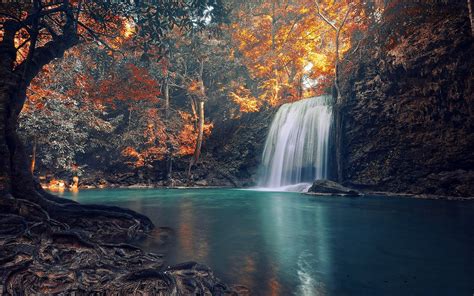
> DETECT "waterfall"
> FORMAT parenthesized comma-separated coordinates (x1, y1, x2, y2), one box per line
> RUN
(259, 95, 332, 189)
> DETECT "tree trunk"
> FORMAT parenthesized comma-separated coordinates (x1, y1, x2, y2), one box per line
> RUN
(163, 77, 173, 182)
(0, 13, 156, 278)
(314, 4, 350, 183)
(127, 108, 133, 134)
(334, 31, 341, 104)
(187, 101, 204, 180)
(164, 76, 170, 119)
(334, 30, 343, 182)
(0, 83, 13, 197)
(334, 104, 344, 183)
(0, 65, 38, 201)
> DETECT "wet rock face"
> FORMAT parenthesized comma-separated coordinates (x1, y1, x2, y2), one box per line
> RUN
(204, 109, 275, 187)
(340, 6, 474, 197)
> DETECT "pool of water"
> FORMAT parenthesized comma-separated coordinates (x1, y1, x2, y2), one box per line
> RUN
(58, 188, 474, 295)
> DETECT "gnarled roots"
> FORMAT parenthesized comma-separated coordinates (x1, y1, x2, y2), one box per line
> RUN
(0, 192, 246, 295)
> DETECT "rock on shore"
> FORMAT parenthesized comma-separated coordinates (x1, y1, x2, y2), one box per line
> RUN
(307, 180, 362, 196)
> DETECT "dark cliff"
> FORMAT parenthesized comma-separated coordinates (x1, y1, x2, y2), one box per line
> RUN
(339, 2, 474, 197)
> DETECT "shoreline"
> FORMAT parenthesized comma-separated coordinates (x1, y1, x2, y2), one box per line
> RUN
(305, 191, 474, 201)
(47, 183, 474, 201)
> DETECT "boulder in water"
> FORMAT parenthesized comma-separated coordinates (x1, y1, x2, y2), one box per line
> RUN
(307, 180, 362, 196)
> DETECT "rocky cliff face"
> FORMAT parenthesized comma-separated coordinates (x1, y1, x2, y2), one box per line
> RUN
(340, 4, 474, 197)
(203, 109, 274, 187)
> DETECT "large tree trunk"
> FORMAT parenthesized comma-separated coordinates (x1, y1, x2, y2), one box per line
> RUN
(0, 86, 13, 197)
(0, 72, 37, 201)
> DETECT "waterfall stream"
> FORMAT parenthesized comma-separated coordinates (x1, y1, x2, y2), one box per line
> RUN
(259, 95, 332, 190)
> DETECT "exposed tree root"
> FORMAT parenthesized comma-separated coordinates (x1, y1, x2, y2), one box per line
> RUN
(0, 193, 248, 295)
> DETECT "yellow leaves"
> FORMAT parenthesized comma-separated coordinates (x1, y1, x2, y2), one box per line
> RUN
(229, 0, 366, 108)
(299, 7, 310, 14)
(230, 86, 261, 113)
(203, 122, 213, 137)
(177, 123, 196, 156)
(308, 52, 332, 73)
(122, 19, 135, 39)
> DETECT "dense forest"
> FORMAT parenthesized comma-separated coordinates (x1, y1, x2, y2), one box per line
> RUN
(0, 0, 473, 294)
(11, 0, 374, 189)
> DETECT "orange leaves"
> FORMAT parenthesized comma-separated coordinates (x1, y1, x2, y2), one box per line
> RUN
(230, 86, 261, 113)
(14, 28, 31, 65)
(122, 108, 167, 168)
(176, 111, 213, 156)
(187, 80, 201, 94)
(122, 107, 214, 168)
(177, 123, 197, 156)
(122, 146, 145, 167)
(229, 0, 367, 108)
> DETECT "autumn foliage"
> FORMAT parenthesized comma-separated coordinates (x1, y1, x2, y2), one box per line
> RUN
(14, 0, 374, 178)
(229, 0, 367, 110)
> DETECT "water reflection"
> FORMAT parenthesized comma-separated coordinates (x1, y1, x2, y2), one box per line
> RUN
(238, 255, 257, 291)
(266, 275, 282, 296)
(260, 194, 331, 295)
(176, 199, 209, 262)
(61, 189, 474, 295)
(69, 188, 79, 201)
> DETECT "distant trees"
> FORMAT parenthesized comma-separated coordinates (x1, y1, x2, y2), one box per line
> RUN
(0, 0, 225, 202)
(19, 27, 234, 182)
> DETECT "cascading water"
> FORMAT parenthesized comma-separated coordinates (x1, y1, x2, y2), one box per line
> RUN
(259, 95, 332, 190)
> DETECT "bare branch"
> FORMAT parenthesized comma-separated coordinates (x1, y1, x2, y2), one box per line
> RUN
(314, 1, 337, 31)
(339, 5, 351, 31)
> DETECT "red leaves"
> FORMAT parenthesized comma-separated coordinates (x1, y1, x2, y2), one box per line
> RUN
(90, 63, 160, 108)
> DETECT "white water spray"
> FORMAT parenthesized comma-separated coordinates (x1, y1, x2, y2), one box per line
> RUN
(259, 95, 332, 190)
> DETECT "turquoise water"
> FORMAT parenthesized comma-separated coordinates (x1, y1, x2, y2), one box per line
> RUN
(59, 188, 474, 295)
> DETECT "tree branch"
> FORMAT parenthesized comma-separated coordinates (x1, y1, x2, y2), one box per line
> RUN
(314, 1, 337, 31)
(77, 21, 118, 53)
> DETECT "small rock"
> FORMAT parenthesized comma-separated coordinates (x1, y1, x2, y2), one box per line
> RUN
(195, 180, 208, 186)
